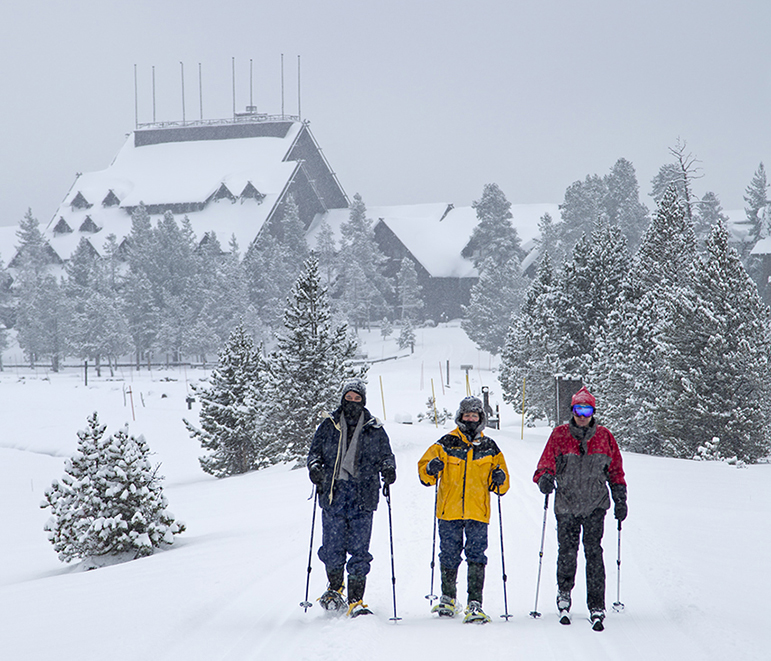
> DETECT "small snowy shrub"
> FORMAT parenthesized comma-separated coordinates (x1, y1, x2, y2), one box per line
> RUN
(416, 396, 453, 425)
(42, 412, 185, 564)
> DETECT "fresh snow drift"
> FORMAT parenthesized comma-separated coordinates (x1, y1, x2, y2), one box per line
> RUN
(0, 322, 768, 660)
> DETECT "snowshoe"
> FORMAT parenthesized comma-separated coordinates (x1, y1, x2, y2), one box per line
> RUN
(557, 590, 572, 625)
(431, 595, 461, 618)
(347, 600, 373, 618)
(590, 609, 605, 632)
(318, 586, 347, 613)
(463, 600, 491, 624)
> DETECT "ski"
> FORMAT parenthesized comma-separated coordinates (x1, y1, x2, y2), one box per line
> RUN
(590, 611, 605, 631)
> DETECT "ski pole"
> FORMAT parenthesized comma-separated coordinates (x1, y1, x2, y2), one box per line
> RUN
(383, 483, 402, 622)
(496, 486, 512, 620)
(612, 520, 625, 612)
(425, 481, 439, 603)
(529, 493, 550, 618)
(299, 487, 318, 612)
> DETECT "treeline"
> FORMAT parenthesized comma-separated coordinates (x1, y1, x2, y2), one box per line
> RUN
(495, 148, 771, 464)
(3, 192, 424, 372)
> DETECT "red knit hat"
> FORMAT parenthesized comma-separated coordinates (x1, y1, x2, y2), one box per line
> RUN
(571, 386, 596, 408)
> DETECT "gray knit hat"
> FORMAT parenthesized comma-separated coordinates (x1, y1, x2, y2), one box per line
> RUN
(341, 378, 367, 406)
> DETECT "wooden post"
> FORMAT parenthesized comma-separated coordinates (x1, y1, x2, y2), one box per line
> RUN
(84, 360, 88, 387)
(431, 379, 438, 428)
(380, 375, 387, 421)
(521, 376, 526, 439)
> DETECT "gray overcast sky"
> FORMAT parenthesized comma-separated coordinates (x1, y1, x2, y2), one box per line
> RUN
(1, 0, 770, 230)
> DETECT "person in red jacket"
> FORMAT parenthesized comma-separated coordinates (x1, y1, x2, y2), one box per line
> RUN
(533, 386, 627, 631)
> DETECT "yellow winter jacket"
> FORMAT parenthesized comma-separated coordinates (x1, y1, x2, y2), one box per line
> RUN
(417, 427, 510, 523)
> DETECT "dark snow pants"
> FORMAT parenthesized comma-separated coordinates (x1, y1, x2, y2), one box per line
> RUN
(318, 480, 374, 577)
(438, 518, 489, 569)
(556, 508, 606, 611)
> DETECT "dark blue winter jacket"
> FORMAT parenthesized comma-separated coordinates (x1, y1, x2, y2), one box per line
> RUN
(307, 407, 395, 512)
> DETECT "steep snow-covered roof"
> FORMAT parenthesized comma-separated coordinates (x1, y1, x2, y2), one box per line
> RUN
(306, 201, 559, 279)
(42, 119, 309, 261)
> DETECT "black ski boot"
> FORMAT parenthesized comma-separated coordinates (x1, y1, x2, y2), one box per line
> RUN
(431, 565, 460, 617)
(347, 574, 372, 617)
(318, 567, 346, 613)
(463, 563, 491, 624)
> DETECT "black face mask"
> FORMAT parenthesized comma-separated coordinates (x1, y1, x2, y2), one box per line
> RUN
(342, 399, 364, 423)
(461, 419, 480, 436)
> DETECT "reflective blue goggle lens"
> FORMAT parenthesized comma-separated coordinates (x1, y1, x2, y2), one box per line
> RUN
(572, 405, 594, 417)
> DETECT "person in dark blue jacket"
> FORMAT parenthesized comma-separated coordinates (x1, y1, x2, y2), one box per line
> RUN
(307, 378, 396, 617)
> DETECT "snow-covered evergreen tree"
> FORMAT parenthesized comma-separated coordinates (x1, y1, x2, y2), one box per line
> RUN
(653, 221, 771, 462)
(314, 215, 337, 288)
(694, 191, 729, 248)
(498, 254, 559, 423)
(398, 317, 416, 353)
(462, 255, 528, 355)
(462, 183, 523, 268)
(743, 162, 769, 246)
(264, 255, 365, 465)
(603, 158, 649, 252)
(335, 193, 391, 329)
(397, 256, 424, 321)
(590, 186, 697, 453)
(185, 323, 267, 477)
(380, 317, 393, 339)
(557, 174, 607, 255)
(42, 412, 184, 563)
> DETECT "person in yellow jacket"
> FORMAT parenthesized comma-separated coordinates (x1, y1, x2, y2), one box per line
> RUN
(418, 396, 510, 623)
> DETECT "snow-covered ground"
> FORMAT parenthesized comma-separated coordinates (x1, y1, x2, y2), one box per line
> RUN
(1, 322, 768, 660)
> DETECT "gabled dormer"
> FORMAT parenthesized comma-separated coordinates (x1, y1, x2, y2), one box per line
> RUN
(70, 191, 92, 210)
(53, 217, 73, 234)
(79, 215, 100, 233)
(240, 181, 265, 204)
(211, 183, 236, 203)
(102, 190, 121, 207)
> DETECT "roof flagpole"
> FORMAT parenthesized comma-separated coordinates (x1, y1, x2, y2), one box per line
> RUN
(281, 53, 285, 118)
(297, 55, 301, 120)
(152, 65, 156, 123)
(199, 62, 203, 120)
(180, 62, 186, 124)
(133, 64, 138, 128)
(250, 58, 253, 110)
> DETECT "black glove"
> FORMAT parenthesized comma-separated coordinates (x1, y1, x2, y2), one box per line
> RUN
(490, 467, 506, 487)
(381, 465, 396, 486)
(308, 462, 324, 486)
(611, 483, 627, 521)
(426, 457, 444, 476)
(538, 473, 555, 494)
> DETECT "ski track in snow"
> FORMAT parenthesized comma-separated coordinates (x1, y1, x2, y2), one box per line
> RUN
(0, 324, 769, 660)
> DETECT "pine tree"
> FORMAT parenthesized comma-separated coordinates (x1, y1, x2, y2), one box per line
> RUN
(695, 191, 729, 247)
(335, 193, 392, 329)
(184, 323, 267, 477)
(397, 256, 424, 321)
(743, 162, 769, 245)
(589, 186, 697, 453)
(603, 158, 649, 252)
(264, 255, 365, 465)
(462, 255, 528, 355)
(654, 221, 771, 462)
(558, 174, 607, 255)
(398, 317, 416, 353)
(42, 412, 184, 563)
(498, 254, 560, 423)
(462, 183, 523, 268)
(314, 216, 337, 288)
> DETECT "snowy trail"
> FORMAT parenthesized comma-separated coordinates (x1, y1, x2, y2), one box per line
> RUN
(1, 324, 770, 660)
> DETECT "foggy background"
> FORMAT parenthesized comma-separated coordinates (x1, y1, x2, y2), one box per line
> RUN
(1, 0, 769, 228)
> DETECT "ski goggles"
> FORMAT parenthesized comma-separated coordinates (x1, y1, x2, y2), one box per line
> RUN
(572, 404, 594, 417)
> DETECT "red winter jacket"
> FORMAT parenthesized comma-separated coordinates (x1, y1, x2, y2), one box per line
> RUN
(533, 420, 626, 517)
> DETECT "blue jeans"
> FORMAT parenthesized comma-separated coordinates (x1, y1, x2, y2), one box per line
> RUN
(438, 518, 488, 569)
(318, 480, 374, 577)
